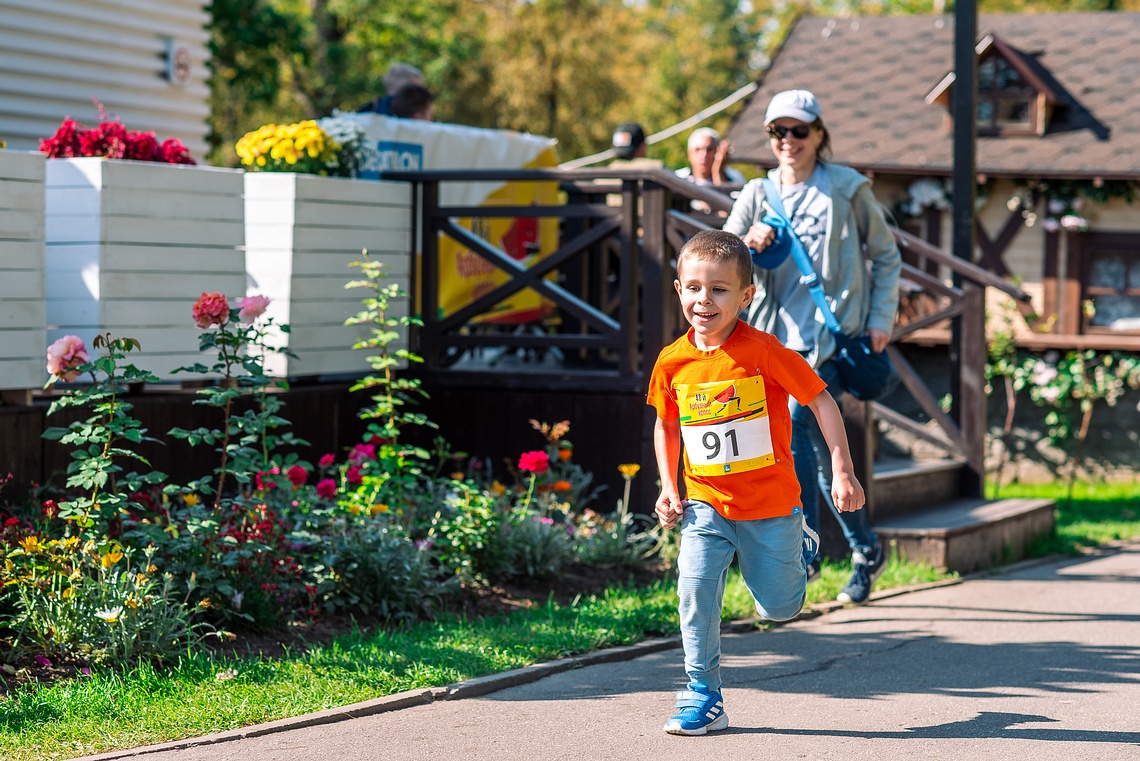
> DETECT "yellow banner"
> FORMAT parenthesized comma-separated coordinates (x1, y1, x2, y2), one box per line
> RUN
(437, 146, 561, 324)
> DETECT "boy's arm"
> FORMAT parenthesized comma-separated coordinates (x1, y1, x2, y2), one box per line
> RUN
(805, 389, 866, 513)
(653, 415, 685, 529)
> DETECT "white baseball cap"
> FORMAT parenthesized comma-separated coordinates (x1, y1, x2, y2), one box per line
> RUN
(764, 90, 823, 125)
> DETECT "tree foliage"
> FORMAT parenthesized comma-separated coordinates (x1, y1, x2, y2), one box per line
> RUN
(206, 0, 1137, 167)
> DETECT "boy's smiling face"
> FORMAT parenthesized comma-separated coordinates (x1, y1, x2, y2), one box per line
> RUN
(675, 256, 755, 351)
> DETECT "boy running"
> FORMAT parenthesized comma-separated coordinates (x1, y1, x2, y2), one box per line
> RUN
(647, 229, 865, 735)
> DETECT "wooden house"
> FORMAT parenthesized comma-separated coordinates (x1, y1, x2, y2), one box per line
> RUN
(725, 12, 1140, 351)
(0, 0, 210, 160)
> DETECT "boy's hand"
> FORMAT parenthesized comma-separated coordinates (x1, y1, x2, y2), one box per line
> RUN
(655, 492, 685, 529)
(832, 470, 865, 513)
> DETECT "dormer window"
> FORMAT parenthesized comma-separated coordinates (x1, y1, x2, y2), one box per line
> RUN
(926, 33, 1061, 137)
(976, 54, 1034, 133)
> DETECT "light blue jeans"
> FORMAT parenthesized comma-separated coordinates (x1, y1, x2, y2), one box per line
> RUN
(677, 501, 806, 694)
(789, 358, 877, 555)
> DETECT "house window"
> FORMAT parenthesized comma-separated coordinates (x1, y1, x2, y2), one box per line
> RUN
(1084, 245, 1140, 333)
(976, 55, 1034, 134)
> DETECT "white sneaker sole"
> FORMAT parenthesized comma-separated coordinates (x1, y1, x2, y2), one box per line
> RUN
(664, 712, 730, 735)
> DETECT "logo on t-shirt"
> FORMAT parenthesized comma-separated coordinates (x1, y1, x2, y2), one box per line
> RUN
(675, 375, 775, 476)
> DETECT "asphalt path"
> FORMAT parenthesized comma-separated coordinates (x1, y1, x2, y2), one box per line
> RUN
(77, 542, 1140, 761)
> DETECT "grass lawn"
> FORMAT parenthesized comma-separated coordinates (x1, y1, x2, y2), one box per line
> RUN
(3, 478, 1136, 760)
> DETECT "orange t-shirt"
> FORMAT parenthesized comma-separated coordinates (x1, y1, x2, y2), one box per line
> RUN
(646, 320, 827, 521)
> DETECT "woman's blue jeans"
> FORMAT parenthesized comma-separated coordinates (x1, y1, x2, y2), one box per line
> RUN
(788, 358, 877, 555)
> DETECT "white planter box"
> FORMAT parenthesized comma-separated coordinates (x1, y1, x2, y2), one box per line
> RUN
(0, 150, 48, 391)
(45, 158, 246, 381)
(244, 173, 412, 377)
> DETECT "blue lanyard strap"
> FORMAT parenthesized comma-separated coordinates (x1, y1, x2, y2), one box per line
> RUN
(760, 179, 842, 335)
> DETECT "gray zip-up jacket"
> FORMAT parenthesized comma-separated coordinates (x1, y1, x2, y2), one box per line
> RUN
(722, 161, 901, 368)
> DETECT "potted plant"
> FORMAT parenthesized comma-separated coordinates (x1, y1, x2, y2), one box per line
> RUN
(40, 107, 246, 381)
(0, 148, 47, 394)
(238, 115, 411, 377)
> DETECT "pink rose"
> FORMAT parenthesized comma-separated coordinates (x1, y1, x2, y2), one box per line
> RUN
(286, 465, 307, 489)
(346, 465, 363, 485)
(192, 292, 230, 329)
(517, 450, 550, 474)
(46, 335, 90, 382)
(349, 443, 376, 463)
(237, 295, 270, 324)
(318, 453, 336, 468)
(316, 478, 337, 499)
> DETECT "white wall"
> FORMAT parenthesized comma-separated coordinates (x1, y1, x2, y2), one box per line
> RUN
(0, 0, 210, 161)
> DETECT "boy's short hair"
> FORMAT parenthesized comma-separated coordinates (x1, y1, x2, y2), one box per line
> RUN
(677, 230, 753, 288)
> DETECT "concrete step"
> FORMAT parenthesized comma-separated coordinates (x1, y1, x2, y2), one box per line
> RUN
(871, 456, 966, 521)
(874, 497, 1056, 573)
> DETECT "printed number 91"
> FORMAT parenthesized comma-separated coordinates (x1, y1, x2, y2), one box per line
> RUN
(702, 429, 739, 460)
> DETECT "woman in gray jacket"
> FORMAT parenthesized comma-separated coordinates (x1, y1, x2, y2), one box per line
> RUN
(722, 89, 901, 604)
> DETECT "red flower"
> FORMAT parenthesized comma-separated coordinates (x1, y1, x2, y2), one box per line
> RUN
(4, 517, 20, 528)
(38, 102, 195, 165)
(346, 465, 363, 485)
(160, 138, 195, 165)
(255, 467, 280, 491)
(124, 131, 159, 162)
(286, 465, 307, 489)
(39, 118, 83, 157)
(191, 292, 230, 329)
(517, 450, 550, 474)
(316, 479, 337, 499)
(349, 443, 376, 463)
(318, 453, 336, 468)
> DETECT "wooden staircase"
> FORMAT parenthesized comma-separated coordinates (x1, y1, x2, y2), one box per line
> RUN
(867, 456, 1055, 574)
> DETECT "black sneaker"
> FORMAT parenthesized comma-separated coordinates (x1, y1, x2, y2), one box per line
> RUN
(837, 541, 885, 604)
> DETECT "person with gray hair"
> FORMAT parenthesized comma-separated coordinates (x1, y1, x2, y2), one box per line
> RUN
(358, 62, 426, 115)
(676, 127, 745, 187)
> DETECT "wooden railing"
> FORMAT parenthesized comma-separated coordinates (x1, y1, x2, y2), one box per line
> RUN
(385, 167, 1031, 494)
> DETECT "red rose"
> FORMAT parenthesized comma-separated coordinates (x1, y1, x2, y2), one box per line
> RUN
(192, 292, 230, 329)
(517, 450, 550, 474)
(286, 465, 307, 489)
(316, 479, 337, 499)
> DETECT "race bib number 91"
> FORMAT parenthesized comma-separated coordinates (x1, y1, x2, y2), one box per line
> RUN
(676, 376, 775, 477)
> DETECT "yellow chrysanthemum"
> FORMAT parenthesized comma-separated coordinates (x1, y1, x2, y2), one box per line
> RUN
(183, 493, 199, 507)
(370, 503, 389, 515)
(618, 463, 641, 479)
(100, 550, 123, 568)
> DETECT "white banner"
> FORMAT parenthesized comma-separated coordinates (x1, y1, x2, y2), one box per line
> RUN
(341, 113, 557, 206)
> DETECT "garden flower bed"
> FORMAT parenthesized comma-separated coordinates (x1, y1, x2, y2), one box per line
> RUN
(0, 259, 666, 692)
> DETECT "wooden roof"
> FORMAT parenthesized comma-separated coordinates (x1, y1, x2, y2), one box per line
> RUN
(726, 13, 1140, 180)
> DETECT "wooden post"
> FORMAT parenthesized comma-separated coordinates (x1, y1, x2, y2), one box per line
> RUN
(958, 281, 986, 498)
(420, 180, 441, 371)
(640, 181, 669, 379)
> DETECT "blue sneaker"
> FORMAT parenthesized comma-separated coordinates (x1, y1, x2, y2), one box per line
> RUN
(663, 690, 729, 735)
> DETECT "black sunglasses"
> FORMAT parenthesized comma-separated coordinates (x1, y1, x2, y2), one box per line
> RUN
(766, 124, 814, 140)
